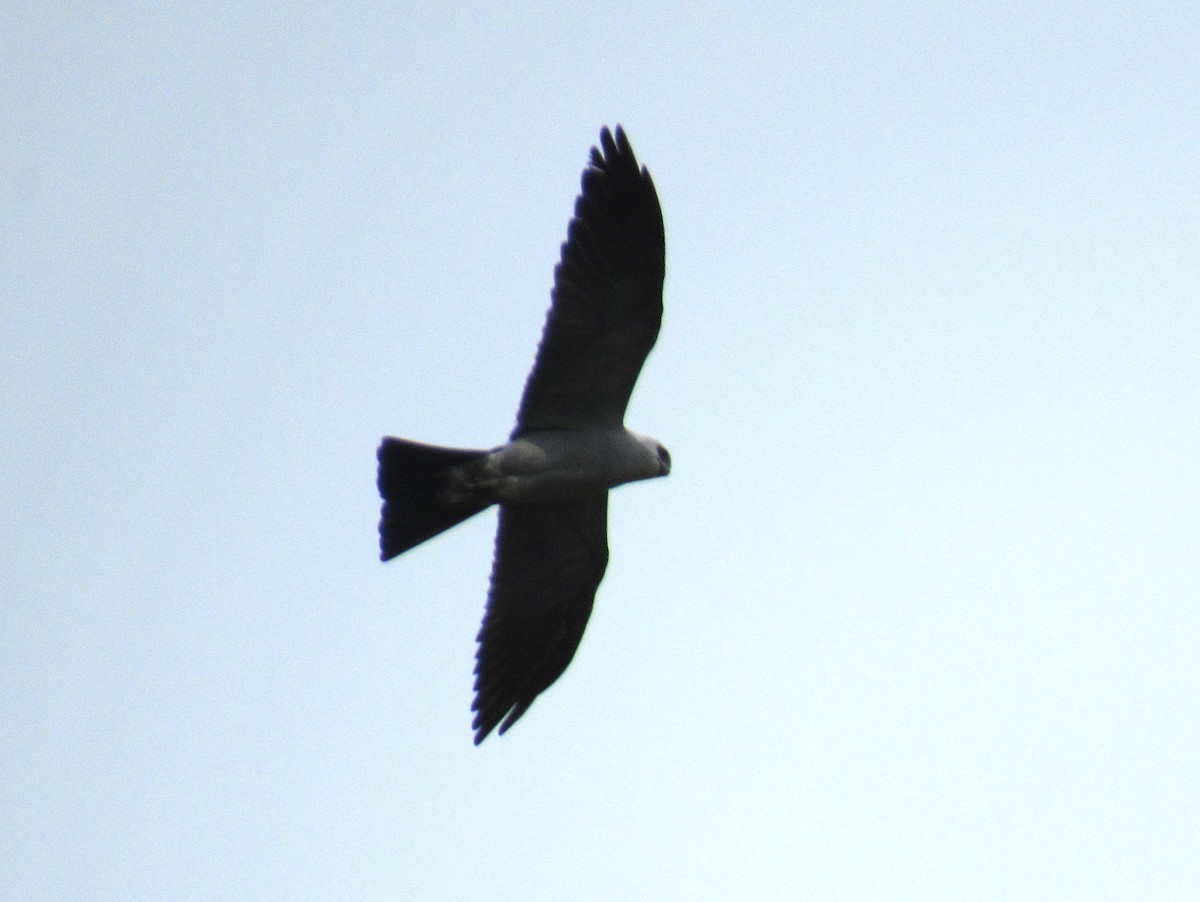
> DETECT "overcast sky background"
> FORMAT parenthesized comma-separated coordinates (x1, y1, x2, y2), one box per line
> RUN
(3, 4, 1199, 899)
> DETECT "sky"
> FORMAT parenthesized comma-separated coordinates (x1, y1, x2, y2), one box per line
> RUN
(3, 3, 1199, 899)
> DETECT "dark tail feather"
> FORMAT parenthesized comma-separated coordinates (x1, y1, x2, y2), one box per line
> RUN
(377, 437, 492, 560)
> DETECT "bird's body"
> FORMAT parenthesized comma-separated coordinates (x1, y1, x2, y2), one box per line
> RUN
(378, 126, 667, 744)
(441, 429, 668, 506)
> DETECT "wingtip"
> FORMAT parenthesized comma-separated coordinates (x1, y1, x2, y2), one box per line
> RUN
(591, 124, 651, 185)
(598, 123, 629, 153)
(470, 683, 533, 745)
(471, 712, 497, 746)
(600, 124, 618, 156)
(612, 124, 630, 155)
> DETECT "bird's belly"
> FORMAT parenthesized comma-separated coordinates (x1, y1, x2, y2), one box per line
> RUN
(494, 467, 612, 503)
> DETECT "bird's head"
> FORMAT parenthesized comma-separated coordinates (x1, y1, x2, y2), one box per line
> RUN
(654, 442, 671, 477)
(631, 433, 670, 477)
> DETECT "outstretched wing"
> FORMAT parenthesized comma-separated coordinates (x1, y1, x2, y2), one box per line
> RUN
(512, 126, 665, 436)
(471, 496, 609, 744)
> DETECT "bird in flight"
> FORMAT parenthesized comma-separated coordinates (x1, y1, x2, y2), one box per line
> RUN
(377, 126, 669, 744)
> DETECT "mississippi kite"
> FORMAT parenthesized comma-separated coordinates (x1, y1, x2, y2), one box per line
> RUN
(377, 126, 669, 744)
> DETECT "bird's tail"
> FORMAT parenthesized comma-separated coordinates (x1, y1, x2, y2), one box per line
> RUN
(377, 437, 493, 561)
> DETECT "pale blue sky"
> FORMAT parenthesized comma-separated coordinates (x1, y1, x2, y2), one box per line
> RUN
(3, 4, 1199, 899)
